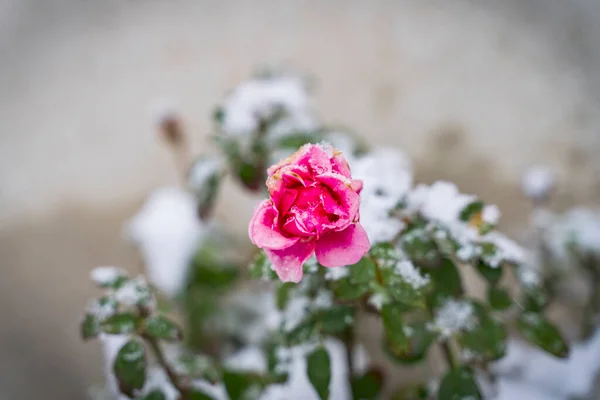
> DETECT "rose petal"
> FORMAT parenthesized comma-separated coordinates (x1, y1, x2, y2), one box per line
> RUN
(331, 152, 352, 178)
(248, 200, 298, 250)
(282, 215, 312, 237)
(316, 172, 361, 222)
(351, 179, 363, 194)
(315, 223, 371, 267)
(265, 239, 317, 283)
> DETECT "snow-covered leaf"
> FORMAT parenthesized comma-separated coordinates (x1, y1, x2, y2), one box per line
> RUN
(102, 313, 140, 335)
(307, 346, 331, 400)
(457, 301, 507, 362)
(143, 315, 183, 342)
(437, 366, 482, 400)
(113, 340, 147, 397)
(223, 370, 264, 400)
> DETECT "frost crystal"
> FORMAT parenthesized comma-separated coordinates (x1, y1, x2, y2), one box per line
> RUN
(90, 266, 127, 286)
(434, 300, 476, 338)
(394, 260, 429, 289)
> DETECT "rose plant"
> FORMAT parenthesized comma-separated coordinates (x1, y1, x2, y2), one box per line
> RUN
(81, 71, 573, 400)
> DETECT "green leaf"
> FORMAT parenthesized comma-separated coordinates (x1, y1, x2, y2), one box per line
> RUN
(113, 340, 146, 398)
(318, 305, 355, 335)
(459, 201, 484, 222)
(369, 243, 400, 266)
(348, 257, 376, 283)
(188, 389, 217, 400)
(332, 278, 370, 301)
(189, 245, 240, 290)
(380, 263, 429, 308)
(383, 318, 437, 364)
(520, 286, 549, 312)
(213, 106, 225, 125)
(399, 226, 441, 267)
(517, 313, 569, 358)
(102, 313, 140, 335)
(351, 368, 383, 400)
(381, 304, 410, 354)
(426, 258, 463, 307)
(488, 287, 512, 310)
(81, 314, 100, 340)
(307, 347, 331, 400)
(276, 282, 296, 311)
(475, 259, 503, 284)
(223, 370, 263, 400)
(437, 367, 482, 400)
(249, 251, 277, 281)
(458, 301, 507, 362)
(137, 389, 166, 400)
(143, 315, 183, 342)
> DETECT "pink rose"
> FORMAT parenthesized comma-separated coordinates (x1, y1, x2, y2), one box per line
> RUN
(248, 143, 371, 282)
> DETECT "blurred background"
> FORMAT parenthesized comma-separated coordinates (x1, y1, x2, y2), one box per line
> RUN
(1, 0, 600, 398)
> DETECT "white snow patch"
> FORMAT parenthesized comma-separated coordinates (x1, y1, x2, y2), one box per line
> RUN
(220, 74, 317, 138)
(90, 266, 127, 286)
(394, 260, 430, 289)
(352, 147, 412, 243)
(125, 187, 204, 298)
(492, 329, 600, 399)
(521, 166, 555, 200)
(433, 299, 476, 338)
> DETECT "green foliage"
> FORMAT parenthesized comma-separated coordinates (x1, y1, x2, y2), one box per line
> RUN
(249, 251, 278, 281)
(475, 259, 503, 285)
(138, 390, 166, 400)
(306, 346, 331, 400)
(143, 315, 183, 342)
(102, 313, 141, 335)
(488, 287, 512, 311)
(223, 370, 264, 400)
(457, 301, 507, 362)
(437, 367, 482, 400)
(351, 368, 383, 400)
(517, 312, 569, 358)
(426, 258, 463, 307)
(113, 340, 147, 398)
(382, 303, 410, 354)
(81, 314, 100, 340)
(383, 318, 437, 364)
(459, 201, 484, 222)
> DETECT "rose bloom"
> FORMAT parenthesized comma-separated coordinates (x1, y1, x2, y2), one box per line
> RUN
(248, 143, 370, 282)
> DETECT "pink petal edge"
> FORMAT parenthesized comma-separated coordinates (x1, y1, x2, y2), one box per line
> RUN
(265, 239, 317, 283)
(249, 200, 298, 250)
(315, 223, 371, 267)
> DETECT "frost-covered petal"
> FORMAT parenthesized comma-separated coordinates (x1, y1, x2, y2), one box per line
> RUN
(315, 223, 370, 267)
(316, 172, 361, 222)
(265, 239, 317, 283)
(249, 200, 298, 250)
